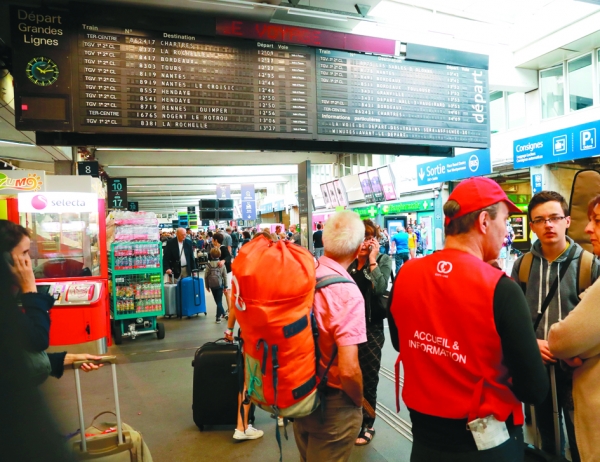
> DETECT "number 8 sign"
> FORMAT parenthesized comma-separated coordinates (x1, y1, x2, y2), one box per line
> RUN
(77, 161, 99, 177)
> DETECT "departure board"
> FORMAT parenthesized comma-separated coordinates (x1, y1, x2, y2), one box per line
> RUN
(316, 49, 489, 147)
(11, 6, 491, 150)
(75, 26, 316, 138)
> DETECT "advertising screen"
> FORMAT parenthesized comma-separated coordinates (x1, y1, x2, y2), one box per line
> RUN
(368, 170, 384, 202)
(327, 182, 339, 207)
(358, 172, 374, 204)
(333, 179, 347, 207)
(320, 183, 331, 209)
(378, 166, 397, 201)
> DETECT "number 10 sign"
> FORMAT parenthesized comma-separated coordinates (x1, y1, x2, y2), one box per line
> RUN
(108, 178, 127, 210)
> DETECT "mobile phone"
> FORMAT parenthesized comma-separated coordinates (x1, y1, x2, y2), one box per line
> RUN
(3, 251, 14, 267)
(368, 245, 373, 251)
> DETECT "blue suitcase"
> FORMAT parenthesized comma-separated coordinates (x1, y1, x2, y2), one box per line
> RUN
(177, 271, 207, 318)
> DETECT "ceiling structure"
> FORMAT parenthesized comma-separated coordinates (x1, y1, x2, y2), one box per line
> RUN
(1, 0, 600, 214)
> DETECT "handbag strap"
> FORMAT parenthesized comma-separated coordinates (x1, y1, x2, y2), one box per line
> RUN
(533, 245, 577, 331)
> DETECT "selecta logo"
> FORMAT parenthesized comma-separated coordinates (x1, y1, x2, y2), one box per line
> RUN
(0, 173, 43, 192)
(31, 195, 48, 210)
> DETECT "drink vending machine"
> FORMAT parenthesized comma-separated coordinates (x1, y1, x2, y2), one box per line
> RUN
(18, 191, 110, 353)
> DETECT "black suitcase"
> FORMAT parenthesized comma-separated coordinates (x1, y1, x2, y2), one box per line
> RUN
(192, 339, 243, 430)
(524, 365, 569, 461)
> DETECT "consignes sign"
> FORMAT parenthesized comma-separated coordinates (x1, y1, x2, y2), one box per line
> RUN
(18, 192, 97, 213)
(513, 120, 600, 168)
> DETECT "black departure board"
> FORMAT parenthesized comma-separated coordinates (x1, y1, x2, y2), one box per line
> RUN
(75, 26, 316, 138)
(316, 49, 489, 148)
(11, 6, 491, 150)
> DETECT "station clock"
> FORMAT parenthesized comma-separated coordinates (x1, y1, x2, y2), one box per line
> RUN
(26, 57, 59, 86)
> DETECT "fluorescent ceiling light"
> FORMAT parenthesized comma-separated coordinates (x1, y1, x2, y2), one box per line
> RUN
(287, 9, 348, 22)
(0, 139, 35, 147)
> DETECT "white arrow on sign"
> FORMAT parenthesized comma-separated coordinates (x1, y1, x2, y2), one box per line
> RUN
(419, 168, 425, 181)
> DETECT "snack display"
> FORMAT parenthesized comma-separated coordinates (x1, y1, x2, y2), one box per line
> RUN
(107, 211, 159, 244)
(115, 281, 162, 315)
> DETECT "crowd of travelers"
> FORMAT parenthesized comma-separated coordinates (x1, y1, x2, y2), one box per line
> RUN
(6, 178, 600, 462)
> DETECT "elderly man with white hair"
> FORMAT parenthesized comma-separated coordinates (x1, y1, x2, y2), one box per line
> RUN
(293, 211, 366, 462)
(163, 227, 196, 281)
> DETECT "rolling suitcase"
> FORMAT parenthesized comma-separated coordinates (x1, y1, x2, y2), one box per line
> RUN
(163, 274, 178, 318)
(192, 339, 241, 430)
(68, 356, 153, 461)
(191, 339, 255, 431)
(177, 270, 206, 318)
(524, 365, 569, 461)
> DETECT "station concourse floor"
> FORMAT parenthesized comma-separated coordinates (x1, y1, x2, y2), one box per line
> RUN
(42, 256, 531, 462)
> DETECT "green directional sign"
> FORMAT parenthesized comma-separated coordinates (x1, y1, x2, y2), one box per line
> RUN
(381, 199, 435, 215)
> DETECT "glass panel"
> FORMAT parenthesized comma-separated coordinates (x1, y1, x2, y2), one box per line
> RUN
(26, 211, 101, 279)
(490, 91, 506, 133)
(540, 65, 564, 119)
(507, 92, 526, 129)
(568, 54, 593, 112)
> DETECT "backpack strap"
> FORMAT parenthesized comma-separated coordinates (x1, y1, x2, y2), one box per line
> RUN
(316, 274, 355, 289)
(578, 249, 594, 294)
(518, 252, 534, 294)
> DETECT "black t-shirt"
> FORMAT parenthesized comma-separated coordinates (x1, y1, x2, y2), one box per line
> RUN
(219, 245, 232, 273)
(313, 230, 323, 248)
(388, 275, 549, 451)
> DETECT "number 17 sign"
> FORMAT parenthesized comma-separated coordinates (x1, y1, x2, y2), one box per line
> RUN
(108, 178, 127, 209)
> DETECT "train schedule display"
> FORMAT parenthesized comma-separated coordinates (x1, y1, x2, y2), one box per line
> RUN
(11, 6, 490, 150)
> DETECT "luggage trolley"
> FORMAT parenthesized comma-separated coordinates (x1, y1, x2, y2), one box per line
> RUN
(109, 241, 166, 344)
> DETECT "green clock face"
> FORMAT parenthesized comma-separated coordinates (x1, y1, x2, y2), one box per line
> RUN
(26, 57, 59, 86)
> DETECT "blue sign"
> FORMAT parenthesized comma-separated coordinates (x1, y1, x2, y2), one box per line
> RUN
(417, 149, 492, 186)
(216, 184, 231, 199)
(242, 200, 256, 220)
(259, 202, 272, 214)
(513, 120, 600, 168)
(241, 184, 255, 201)
(531, 174, 543, 194)
(273, 199, 285, 212)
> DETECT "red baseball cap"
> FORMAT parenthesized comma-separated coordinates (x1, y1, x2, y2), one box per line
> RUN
(444, 177, 521, 225)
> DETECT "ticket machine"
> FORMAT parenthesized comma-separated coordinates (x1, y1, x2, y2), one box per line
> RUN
(18, 191, 109, 354)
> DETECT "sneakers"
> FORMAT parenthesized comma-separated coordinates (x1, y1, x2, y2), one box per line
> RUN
(278, 417, 284, 427)
(233, 425, 264, 441)
(216, 319, 221, 324)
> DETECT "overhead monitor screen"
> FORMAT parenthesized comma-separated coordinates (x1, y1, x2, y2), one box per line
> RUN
(320, 183, 331, 209)
(378, 165, 397, 201)
(333, 179, 347, 207)
(358, 172, 374, 204)
(219, 210, 234, 220)
(368, 169, 385, 202)
(327, 182, 339, 207)
(218, 199, 234, 209)
(200, 199, 217, 209)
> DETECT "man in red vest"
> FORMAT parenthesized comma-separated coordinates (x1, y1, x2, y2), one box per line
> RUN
(388, 177, 549, 461)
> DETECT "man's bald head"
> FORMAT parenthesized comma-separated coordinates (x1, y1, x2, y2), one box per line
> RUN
(176, 228, 186, 242)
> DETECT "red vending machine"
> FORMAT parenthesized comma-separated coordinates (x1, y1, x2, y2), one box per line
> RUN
(18, 191, 110, 354)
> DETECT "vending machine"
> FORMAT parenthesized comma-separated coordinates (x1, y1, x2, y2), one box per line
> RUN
(18, 190, 110, 354)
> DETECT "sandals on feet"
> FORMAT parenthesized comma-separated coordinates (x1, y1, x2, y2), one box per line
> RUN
(355, 427, 375, 446)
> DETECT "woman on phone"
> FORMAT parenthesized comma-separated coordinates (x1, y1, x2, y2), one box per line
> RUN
(347, 219, 393, 446)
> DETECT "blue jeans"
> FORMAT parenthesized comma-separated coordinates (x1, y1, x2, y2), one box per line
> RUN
(314, 247, 324, 259)
(394, 252, 410, 274)
(232, 246, 238, 258)
(211, 287, 226, 320)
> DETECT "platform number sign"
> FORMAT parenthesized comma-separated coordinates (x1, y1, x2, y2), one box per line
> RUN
(127, 201, 139, 212)
(108, 178, 127, 209)
(77, 161, 99, 177)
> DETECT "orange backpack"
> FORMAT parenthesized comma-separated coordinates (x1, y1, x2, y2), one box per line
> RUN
(232, 236, 352, 420)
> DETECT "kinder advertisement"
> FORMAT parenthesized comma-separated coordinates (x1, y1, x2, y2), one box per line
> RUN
(18, 192, 97, 213)
(0, 170, 45, 194)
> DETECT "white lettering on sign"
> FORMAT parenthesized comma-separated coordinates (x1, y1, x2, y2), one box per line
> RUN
(410, 330, 466, 364)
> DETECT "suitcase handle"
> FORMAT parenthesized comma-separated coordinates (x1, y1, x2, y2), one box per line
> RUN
(72, 355, 116, 369)
(74, 362, 124, 453)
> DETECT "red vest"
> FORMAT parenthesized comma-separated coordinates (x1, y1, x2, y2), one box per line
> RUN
(390, 249, 524, 425)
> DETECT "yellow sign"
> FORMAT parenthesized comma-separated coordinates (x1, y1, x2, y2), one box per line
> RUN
(0, 171, 44, 193)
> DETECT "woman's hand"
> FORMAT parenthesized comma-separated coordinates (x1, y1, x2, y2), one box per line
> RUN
(64, 354, 105, 372)
(11, 251, 37, 294)
(367, 238, 379, 262)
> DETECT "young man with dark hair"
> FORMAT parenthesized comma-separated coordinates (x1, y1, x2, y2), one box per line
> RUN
(511, 190, 600, 461)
